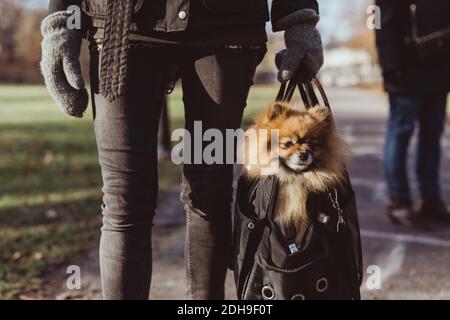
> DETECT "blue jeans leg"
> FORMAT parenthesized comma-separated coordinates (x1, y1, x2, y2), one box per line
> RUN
(416, 93, 447, 198)
(384, 95, 420, 198)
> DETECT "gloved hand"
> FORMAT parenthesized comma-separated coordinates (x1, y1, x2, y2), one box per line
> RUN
(40, 11, 88, 118)
(274, 9, 324, 83)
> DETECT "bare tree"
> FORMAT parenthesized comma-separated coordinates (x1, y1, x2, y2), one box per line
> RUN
(15, 9, 46, 66)
(0, 0, 23, 63)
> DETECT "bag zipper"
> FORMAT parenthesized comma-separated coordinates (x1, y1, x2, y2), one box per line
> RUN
(328, 189, 345, 233)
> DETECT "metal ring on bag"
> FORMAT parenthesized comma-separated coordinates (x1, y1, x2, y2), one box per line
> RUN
(316, 278, 328, 293)
(291, 294, 306, 300)
(261, 286, 275, 300)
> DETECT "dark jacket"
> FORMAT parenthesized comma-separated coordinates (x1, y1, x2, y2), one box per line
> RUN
(375, 0, 450, 94)
(49, 0, 318, 34)
(232, 175, 363, 300)
(49, 1, 320, 101)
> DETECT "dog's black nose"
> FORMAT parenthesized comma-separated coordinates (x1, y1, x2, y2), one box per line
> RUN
(299, 152, 309, 162)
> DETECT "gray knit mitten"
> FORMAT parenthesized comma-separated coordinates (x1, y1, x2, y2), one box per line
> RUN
(274, 9, 324, 83)
(41, 11, 88, 118)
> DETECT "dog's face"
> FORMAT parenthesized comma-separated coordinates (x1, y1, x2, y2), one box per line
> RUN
(255, 102, 334, 174)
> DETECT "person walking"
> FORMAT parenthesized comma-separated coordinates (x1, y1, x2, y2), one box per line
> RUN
(40, 0, 324, 299)
(376, 0, 450, 228)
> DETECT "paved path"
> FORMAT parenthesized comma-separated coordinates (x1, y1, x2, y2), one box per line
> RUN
(43, 87, 450, 300)
(331, 88, 450, 299)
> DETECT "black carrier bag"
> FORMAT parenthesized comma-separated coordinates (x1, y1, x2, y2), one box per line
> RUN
(232, 78, 363, 300)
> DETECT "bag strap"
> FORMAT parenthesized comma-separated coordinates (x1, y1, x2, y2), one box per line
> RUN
(276, 76, 331, 111)
(254, 175, 278, 221)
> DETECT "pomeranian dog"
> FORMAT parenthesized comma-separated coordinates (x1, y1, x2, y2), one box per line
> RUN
(243, 102, 349, 246)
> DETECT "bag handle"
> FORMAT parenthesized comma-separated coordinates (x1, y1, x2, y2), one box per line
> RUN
(276, 76, 331, 111)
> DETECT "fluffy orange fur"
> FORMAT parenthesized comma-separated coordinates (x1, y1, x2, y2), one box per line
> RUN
(242, 102, 349, 245)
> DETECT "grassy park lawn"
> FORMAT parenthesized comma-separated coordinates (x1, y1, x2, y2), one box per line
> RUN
(0, 84, 274, 298)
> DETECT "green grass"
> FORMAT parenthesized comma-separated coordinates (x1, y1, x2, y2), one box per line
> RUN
(0, 84, 273, 299)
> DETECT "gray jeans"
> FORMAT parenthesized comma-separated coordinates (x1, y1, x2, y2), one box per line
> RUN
(89, 43, 265, 299)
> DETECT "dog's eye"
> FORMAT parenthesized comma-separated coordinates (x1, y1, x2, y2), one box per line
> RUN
(282, 141, 294, 149)
(310, 142, 320, 151)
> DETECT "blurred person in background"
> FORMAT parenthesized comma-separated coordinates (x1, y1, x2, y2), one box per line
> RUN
(40, 0, 324, 299)
(376, 0, 450, 228)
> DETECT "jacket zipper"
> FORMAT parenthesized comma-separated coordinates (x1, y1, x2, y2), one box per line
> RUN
(410, 3, 418, 41)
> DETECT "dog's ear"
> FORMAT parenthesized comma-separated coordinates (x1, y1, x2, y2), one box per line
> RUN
(265, 102, 289, 122)
(308, 105, 332, 124)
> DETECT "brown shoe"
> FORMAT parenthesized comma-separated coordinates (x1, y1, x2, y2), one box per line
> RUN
(418, 198, 450, 223)
(386, 197, 431, 230)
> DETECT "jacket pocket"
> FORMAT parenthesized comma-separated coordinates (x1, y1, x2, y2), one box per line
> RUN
(81, 0, 144, 18)
(202, 0, 267, 14)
